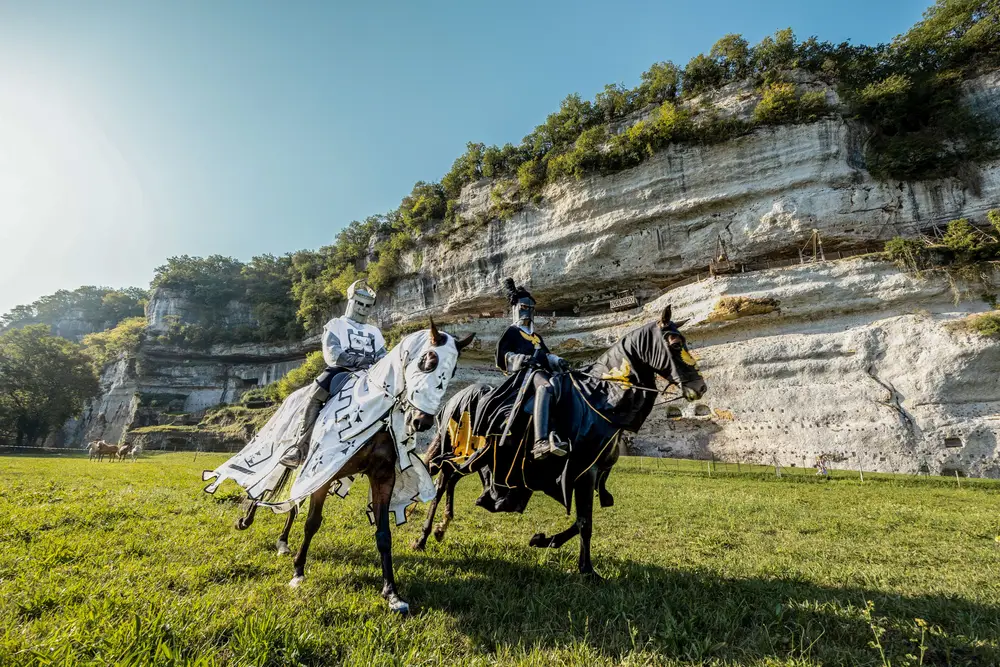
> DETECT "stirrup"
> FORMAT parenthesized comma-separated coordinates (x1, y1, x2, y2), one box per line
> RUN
(548, 432, 569, 457)
(532, 434, 568, 460)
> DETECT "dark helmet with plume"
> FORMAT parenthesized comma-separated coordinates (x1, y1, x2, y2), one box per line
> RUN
(502, 277, 536, 331)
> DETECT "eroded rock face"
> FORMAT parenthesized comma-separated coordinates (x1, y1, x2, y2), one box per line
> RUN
(378, 71, 1000, 322)
(145, 288, 257, 334)
(58, 338, 316, 447)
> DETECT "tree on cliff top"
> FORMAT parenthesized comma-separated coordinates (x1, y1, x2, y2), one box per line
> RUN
(0, 325, 99, 447)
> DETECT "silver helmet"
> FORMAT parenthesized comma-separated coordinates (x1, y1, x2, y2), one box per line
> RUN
(345, 279, 376, 323)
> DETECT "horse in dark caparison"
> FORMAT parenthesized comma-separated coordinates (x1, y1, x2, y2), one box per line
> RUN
(415, 305, 707, 579)
(204, 321, 473, 613)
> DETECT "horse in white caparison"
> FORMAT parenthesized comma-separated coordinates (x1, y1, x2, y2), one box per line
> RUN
(202, 321, 473, 613)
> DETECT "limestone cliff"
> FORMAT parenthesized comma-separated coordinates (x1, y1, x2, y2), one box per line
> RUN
(378, 70, 1000, 321)
(62, 71, 1000, 478)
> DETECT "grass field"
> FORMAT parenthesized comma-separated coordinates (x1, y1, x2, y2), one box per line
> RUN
(1, 453, 999, 666)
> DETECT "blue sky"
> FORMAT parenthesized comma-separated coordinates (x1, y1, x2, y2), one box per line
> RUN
(0, 0, 929, 314)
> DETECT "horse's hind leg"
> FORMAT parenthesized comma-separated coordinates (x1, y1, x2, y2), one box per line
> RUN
(290, 485, 329, 587)
(276, 505, 297, 555)
(433, 473, 459, 542)
(413, 469, 448, 551)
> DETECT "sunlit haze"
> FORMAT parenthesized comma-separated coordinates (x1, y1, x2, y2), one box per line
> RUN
(0, 0, 926, 314)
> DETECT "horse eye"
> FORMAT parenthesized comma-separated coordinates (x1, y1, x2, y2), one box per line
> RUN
(667, 334, 683, 349)
(418, 351, 439, 372)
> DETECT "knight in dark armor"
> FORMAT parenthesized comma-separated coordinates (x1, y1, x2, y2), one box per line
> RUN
(496, 278, 570, 459)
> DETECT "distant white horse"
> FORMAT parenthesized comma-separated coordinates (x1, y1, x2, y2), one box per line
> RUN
(88, 440, 119, 462)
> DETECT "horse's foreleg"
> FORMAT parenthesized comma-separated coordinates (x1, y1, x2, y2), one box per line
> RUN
(529, 522, 580, 549)
(574, 467, 600, 578)
(235, 499, 259, 531)
(370, 461, 408, 613)
(413, 470, 448, 551)
(290, 487, 328, 587)
(433, 473, 458, 542)
(276, 505, 297, 555)
(597, 467, 614, 508)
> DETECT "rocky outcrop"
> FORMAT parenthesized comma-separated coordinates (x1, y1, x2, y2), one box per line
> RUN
(146, 288, 258, 334)
(377, 71, 1000, 322)
(438, 257, 1000, 477)
(58, 338, 315, 447)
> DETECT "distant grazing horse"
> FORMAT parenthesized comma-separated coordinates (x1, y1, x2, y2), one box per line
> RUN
(115, 443, 136, 461)
(88, 440, 119, 462)
(203, 322, 474, 613)
(416, 305, 706, 578)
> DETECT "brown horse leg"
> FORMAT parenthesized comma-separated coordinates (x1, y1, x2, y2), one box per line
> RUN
(413, 469, 448, 551)
(433, 473, 458, 542)
(368, 437, 408, 613)
(276, 505, 297, 555)
(290, 483, 330, 587)
(574, 467, 600, 579)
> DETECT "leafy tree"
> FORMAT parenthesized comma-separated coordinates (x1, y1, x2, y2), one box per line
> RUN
(989, 209, 1000, 238)
(442, 143, 487, 198)
(682, 54, 724, 95)
(273, 351, 327, 400)
(242, 254, 302, 342)
(516, 158, 547, 195)
(897, 0, 1000, 71)
(82, 316, 147, 369)
(752, 28, 798, 79)
(152, 255, 245, 308)
(754, 82, 800, 124)
(0, 325, 99, 446)
(638, 62, 680, 104)
(798, 91, 829, 121)
(399, 182, 447, 233)
(710, 34, 752, 81)
(941, 218, 987, 258)
(594, 85, 638, 123)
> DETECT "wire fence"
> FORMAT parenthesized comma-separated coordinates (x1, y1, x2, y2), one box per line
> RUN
(615, 454, 1000, 489)
(6, 446, 997, 489)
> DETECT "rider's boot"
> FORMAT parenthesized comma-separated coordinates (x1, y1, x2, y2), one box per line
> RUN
(531, 383, 569, 460)
(278, 383, 331, 468)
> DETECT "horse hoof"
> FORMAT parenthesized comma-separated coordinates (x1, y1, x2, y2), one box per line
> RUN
(386, 596, 410, 615)
(276, 541, 291, 555)
(235, 519, 249, 531)
(411, 539, 426, 551)
(289, 575, 305, 588)
(529, 533, 549, 548)
(582, 570, 604, 582)
(432, 528, 445, 542)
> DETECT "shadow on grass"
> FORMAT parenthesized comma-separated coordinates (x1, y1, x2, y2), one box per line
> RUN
(400, 553, 999, 664)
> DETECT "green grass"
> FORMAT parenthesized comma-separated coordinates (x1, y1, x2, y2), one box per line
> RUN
(1, 453, 999, 666)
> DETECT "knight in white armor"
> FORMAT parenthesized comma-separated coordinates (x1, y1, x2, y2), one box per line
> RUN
(279, 280, 387, 468)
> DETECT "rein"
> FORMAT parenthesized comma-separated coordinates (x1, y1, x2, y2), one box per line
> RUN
(557, 370, 688, 409)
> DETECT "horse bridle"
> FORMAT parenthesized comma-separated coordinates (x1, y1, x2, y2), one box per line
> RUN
(556, 370, 687, 408)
